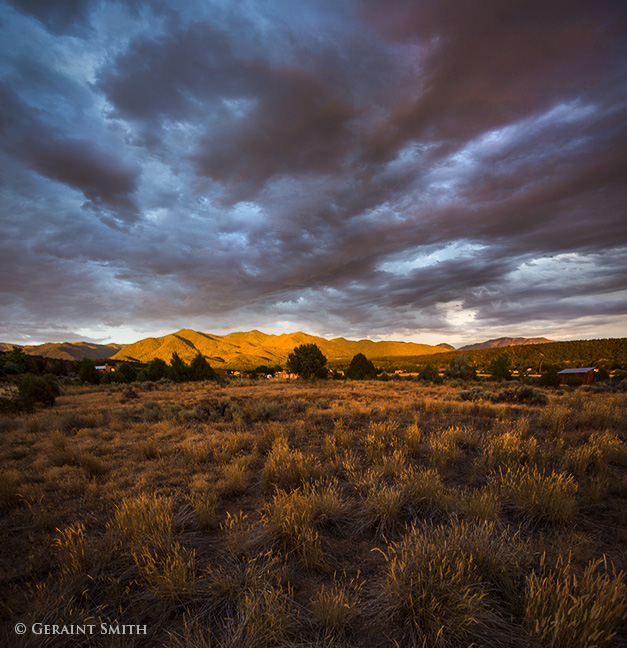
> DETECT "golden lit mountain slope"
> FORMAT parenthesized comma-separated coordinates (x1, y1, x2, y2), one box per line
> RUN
(112, 329, 447, 368)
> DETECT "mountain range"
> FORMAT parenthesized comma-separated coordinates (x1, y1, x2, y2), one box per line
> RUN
(0, 341, 121, 361)
(111, 329, 447, 368)
(0, 332, 557, 368)
(459, 337, 553, 351)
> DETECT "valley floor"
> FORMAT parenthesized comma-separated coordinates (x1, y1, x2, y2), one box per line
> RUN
(1, 379, 626, 647)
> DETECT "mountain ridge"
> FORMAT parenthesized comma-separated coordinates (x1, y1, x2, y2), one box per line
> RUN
(112, 329, 448, 368)
(459, 337, 554, 351)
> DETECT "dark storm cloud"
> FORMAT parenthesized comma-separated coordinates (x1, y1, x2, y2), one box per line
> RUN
(1, 0, 626, 343)
(7, 0, 97, 34)
(0, 82, 140, 222)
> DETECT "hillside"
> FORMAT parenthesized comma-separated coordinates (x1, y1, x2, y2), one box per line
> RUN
(460, 337, 553, 351)
(386, 338, 627, 372)
(0, 341, 122, 361)
(112, 329, 448, 368)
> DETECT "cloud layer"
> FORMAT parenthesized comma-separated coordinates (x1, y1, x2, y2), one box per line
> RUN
(1, 0, 626, 345)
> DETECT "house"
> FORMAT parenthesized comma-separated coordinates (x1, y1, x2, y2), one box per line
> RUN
(557, 367, 596, 385)
(95, 363, 115, 373)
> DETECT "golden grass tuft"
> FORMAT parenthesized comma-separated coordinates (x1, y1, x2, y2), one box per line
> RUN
(494, 464, 578, 525)
(133, 541, 196, 598)
(525, 554, 627, 648)
(54, 522, 90, 576)
(312, 580, 360, 633)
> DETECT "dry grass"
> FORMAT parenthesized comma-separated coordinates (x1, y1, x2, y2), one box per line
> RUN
(525, 554, 627, 648)
(1, 379, 625, 647)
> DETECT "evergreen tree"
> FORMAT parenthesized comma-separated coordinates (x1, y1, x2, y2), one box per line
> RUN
(488, 353, 512, 382)
(168, 352, 189, 382)
(189, 352, 218, 381)
(79, 358, 100, 384)
(346, 353, 377, 379)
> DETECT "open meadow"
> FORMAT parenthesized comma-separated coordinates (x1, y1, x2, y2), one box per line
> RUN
(1, 379, 626, 647)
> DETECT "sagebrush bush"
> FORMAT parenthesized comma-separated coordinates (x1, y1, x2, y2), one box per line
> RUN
(525, 554, 627, 648)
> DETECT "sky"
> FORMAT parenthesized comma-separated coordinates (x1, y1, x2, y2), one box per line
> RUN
(1, 0, 626, 348)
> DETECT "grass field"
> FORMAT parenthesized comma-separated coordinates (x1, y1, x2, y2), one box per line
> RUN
(1, 379, 626, 647)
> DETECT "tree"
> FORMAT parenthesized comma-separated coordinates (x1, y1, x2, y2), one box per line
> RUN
(488, 353, 511, 382)
(115, 362, 137, 383)
(5, 346, 30, 373)
(167, 352, 189, 382)
(417, 364, 443, 384)
(444, 355, 476, 381)
(79, 358, 100, 384)
(346, 353, 377, 380)
(286, 344, 327, 378)
(142, 358, 168, 382)
(189, 352, 219, 381)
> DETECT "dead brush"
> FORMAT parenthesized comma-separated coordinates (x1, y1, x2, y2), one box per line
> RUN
(458, 487, 501, 522)
(332, 419, 354, 448)
(48, 429, 75, 466)
(220, 458, 250, 496)
(405, 420, 423, 457)
(525, 553, 627, 648)
(539, 402, 570, 438)
(0, 470, 19, 509)
(353, 468, 404, 538)
(493, 464, 578, 525)
(181, 439, 212, 464)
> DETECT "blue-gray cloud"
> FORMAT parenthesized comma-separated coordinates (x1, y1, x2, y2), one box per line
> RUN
(0, 0, 626, 345)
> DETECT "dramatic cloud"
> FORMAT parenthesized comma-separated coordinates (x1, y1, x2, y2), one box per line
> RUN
(0, 0, 625, 345)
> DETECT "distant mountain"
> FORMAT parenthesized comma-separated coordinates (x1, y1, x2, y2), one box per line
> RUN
(112, 329, 448, 368)
(0, 341, 122, 361)
(460, 337, 554, 351)
(436, 343, 456, 350)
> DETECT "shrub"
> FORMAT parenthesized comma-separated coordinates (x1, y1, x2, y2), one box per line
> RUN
(491, 385, 548, 406)
(525, 554, 627, 648)
(18, 374, 60, 408)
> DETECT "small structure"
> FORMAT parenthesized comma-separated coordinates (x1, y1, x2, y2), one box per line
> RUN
(557, 367, 596, 385)
(95, 363, 115, 373)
